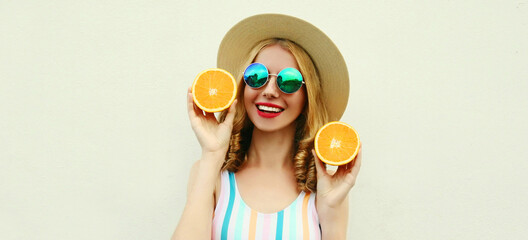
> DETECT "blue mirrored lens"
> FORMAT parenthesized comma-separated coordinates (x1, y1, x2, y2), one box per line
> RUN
(244, 63, 268, 88)
(277, 68, 303, 94)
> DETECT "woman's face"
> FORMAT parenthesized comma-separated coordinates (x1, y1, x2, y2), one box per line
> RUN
(244, 44, 307, 133)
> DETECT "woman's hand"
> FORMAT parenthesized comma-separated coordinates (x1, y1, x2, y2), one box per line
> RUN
(313, 144, 361, 239)
(187, 87, 237, 156)
(313, 143, 362, 209)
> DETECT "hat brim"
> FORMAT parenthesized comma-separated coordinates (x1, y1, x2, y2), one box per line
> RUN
(217, 13, 349, 121)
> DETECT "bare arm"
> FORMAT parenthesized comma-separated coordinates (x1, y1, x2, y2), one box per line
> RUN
(171, 87, 237, 239)
(171, 154, 223, 239)
(313, 145, 362, 240)
(318, 196, 349, 239)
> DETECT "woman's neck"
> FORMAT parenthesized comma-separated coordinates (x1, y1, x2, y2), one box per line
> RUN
(246, 123, 296, 169)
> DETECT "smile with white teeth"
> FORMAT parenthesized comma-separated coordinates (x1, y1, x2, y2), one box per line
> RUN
(257, 105, 284, 113)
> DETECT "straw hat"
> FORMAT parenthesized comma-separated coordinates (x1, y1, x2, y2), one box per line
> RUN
(217, 13, 349, 121)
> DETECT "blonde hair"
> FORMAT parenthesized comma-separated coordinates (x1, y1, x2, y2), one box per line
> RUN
(219, 39, 328, 193)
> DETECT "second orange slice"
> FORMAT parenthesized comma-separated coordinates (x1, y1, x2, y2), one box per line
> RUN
(314, 121, 360, 166)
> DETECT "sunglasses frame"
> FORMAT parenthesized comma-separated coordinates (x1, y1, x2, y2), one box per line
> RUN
(243, 62, 305, 94)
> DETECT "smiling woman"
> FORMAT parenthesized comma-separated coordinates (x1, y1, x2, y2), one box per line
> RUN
(243, 44, 307, 133)
(221, 38, 326, 192)
(172, 14, 362, 240)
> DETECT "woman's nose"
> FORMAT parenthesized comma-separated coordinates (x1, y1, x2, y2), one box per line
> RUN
(262, 75, 280, 98)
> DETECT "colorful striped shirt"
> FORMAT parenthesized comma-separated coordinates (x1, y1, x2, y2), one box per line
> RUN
(212, 171, 321, 240)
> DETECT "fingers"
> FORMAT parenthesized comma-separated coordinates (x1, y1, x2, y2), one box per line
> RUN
(188, 86, 207, 118)
(336, 142, 362, 179)
(223, 100, 238, 125)
(336, 163, 349, 176)
(312, 149, 327, 178)
(350, 143, 362, 178)
(204, 111, 216, 120)
(187, 87, 198, 118)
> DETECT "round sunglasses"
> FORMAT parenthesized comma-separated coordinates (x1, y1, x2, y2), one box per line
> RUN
(243, 63, 305, 94)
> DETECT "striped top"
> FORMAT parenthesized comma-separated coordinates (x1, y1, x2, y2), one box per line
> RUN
(212, 171, 321, 240)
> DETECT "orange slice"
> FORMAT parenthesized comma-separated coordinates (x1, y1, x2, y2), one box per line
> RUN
(314, 121, 360, 166)
(192, 68, 237, 112)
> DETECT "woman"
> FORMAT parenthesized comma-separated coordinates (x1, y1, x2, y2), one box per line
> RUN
(173, 14, 362, 240)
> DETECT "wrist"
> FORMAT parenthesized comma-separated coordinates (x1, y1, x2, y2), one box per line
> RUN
(317, 195, 348, 217)
(201, 150, 227, 165)
(201, 148, 228, 157)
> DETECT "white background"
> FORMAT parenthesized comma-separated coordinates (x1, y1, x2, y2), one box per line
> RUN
(1, 0, 527, 239)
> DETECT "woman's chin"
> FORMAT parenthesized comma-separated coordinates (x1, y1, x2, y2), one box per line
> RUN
(251, 120, 296, 134)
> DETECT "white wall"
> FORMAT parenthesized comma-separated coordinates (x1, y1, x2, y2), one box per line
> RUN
(1, 0, 527, 239)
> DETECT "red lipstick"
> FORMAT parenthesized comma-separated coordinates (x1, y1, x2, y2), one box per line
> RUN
(255, 102, 284, 118)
